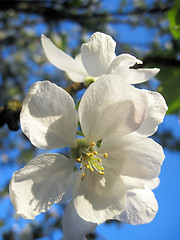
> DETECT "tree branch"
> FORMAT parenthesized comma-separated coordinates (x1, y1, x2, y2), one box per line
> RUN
(142, 57, 180, 67)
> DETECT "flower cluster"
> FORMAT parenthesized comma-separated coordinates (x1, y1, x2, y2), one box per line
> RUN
(9, 32, 167, 240)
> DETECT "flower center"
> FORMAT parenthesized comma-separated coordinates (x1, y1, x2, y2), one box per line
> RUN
(71, 138, 108, 181)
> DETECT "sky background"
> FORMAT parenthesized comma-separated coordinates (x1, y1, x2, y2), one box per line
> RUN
(0, 0, 180, 240)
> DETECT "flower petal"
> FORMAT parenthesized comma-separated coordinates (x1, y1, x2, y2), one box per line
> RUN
(117, 187, 158, 225)
(73, 169, 126, 224)
(106, 53, 142, 75)
(121, 176, 160, 190)
(59, 172, 78, 204)
(106, 54, 159, 84)
(135, 90, 168, 137)
(63, 201, 97, 240)
(100, 135, 164, 179)
(20, 81, 78, 149)
(9, 153, 74, 220)
(125, 68, 160, 84)
(81, 32, 116, 77)
(75, 54, 86, 72)
(41, 35, 86, 82)
(79, 74, 147, 143)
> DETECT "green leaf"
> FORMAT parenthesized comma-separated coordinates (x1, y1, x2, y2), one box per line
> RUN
(168, 0, 180, 39)
(157, 66, 180, 114)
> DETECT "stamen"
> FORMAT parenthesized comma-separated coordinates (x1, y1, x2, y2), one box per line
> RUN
(88, 161, 94, 172)
(75, 140, 108, 178)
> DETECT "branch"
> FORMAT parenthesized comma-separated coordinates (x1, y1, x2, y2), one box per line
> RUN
(0, 1, 172, 26)
(65, 82, 85, 95)
(142, 57, 180, 68)
(0, 99, 22, 131)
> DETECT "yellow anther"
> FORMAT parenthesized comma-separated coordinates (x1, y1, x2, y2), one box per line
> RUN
(97, 158, 101, 162)
(99, 171, 104, 175)
(77, 158, 81, 162)
(91, 142, 96, 146)
(82, 173, 85, 177)
(87, 165, 90, 169)
(86, 152, 93, 157)
(93, 151, 98, 155)
(104, 153, 108, 158)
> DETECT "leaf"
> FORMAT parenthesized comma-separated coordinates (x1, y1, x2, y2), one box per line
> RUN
(168, 0, 180, 39)
(157, 66, 180, 114)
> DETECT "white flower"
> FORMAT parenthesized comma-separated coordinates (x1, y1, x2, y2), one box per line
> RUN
(9, 75, 167, 240)
(41, 32, 159, 84)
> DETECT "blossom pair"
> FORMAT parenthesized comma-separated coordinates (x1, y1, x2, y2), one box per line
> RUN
(10, 32, 167, 240)
(41, 32, 159, 85)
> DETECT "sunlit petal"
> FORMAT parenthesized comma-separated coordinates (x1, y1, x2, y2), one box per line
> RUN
(117, 187, 158, 224)
(74, 169, 126, 224)
(10, 154, 74, 219)
(41, 35, 87, 82)
(20, 81, 78, 149)
(81, 32, 116, 77)
(63, 201, 97, 240)
(79, 74, 147, 144)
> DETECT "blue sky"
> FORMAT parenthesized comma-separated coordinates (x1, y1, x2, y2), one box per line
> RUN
(1, 1, 180, 240)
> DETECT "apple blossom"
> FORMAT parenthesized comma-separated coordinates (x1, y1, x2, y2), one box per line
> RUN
(41, 32, 159, 85)
(9, 75, 167, 240)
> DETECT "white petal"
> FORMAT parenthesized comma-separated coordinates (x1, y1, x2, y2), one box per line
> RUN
(20, 81, 78, 149)
(59, 172, 78, 204)
(73, 169, 126, 224)
(106, 53, 142, 75)
(41, 35, 86, 82)
(75, 54, 86, 72)
(63, 201, 97, 240)
(100, 135, 165, 179)
(121, 176, 160, 190)
(117, 187, 158, 225)
(135, 90, 168, 137)
(125, 68, 160, 84)
(9, 154, 74, 220)
(81, 32, 116, 77)
(79, 74, 147, 143)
